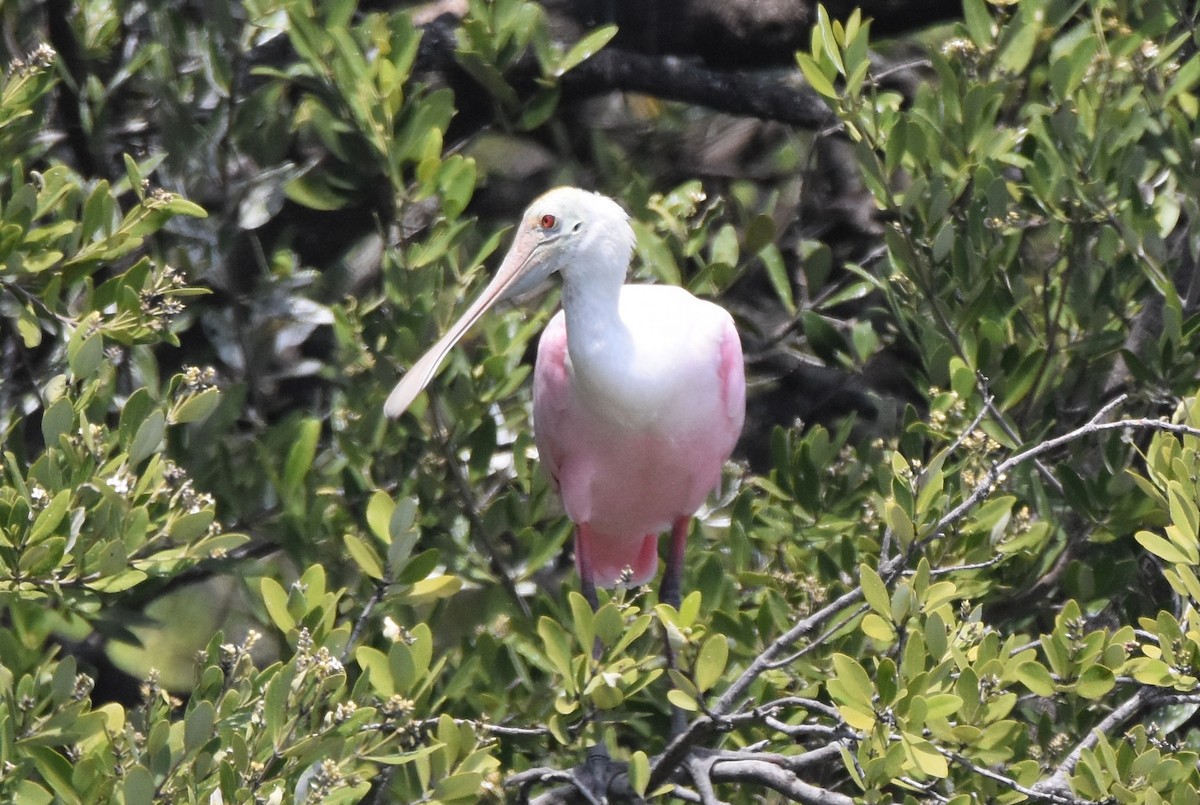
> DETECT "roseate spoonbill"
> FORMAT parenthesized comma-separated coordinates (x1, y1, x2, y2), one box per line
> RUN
(385, 187, 745, 608)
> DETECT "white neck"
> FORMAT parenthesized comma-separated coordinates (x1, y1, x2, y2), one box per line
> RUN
(559, 222, 635, 399)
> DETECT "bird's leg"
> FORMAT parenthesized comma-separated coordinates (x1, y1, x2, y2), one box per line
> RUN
(575, 526, 604, 660)
(575, 525, 600, 611)
(660, 516, 691, 736)
(658, 516, 690, 610)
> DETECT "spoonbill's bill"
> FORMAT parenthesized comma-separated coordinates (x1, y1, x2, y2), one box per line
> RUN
(385, 187, 745, 608)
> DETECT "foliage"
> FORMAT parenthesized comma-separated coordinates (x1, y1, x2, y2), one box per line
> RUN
(1, 0, 1200, 802)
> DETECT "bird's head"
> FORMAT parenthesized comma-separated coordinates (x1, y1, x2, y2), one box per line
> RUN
(383, 187, 634, 418)
(499, 187, 635, 300)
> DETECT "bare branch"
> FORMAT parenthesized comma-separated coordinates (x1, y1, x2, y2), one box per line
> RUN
(1036, 685, 1164, 797)
(715, 586, 867, 715)
(564, 50, 836, 129)
(940, 747, 1084, 804)
(931, 401, 1200, 542)
(706, 759, 855, 805)
(705, 743, 847, 773)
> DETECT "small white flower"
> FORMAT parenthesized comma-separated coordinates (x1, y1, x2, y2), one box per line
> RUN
(106, 473, 133, 495)
(382, 616, 402, 642)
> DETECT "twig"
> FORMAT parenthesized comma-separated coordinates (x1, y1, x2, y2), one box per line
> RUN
(1036, 685, 1163, 796)
(713, 586, 867, 715)
(430, 400, 532, 620)
(342, 577, 386, 664)
(764, 603, 869, 668)
(940, 747, 1082, 804)
(930, 398, 1200, 542)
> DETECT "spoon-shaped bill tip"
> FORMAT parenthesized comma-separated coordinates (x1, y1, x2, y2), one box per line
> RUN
(383, 347, 445, 418)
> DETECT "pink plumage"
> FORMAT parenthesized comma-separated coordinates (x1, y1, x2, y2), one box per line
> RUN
(533, 290, 744, 587)
(385, 187, 745, 606)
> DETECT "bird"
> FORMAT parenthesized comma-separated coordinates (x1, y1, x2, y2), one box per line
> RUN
(385, 187, 745, 609)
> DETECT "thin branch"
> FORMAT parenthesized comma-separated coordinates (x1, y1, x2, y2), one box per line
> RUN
(765, 603, 869, 668)
(706, 759, 855, 805)
(430, 400, 532, 620)
(706, 743, 847, 773)
(687, 755, 728, 805)
(941, 747, 1084, 804)
(931, 398, 1200, 542)
(1036, 685, 1164, 796)
(342, 578, 386, 663)
(713, 585, 867, 715)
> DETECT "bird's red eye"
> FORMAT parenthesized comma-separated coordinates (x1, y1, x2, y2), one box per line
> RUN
(539, 213, 557, 229)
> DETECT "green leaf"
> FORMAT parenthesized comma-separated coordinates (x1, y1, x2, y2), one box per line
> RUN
(345, 532, 385, 579)
(285, 172, 351, 211)
(904, 732, 949, 778)
(434, 771, 483, 802)
(28, 489, 71, 543)
(168, 510, 214, 542)
(760, 243, 796, 314)
(537, 617, 574, 683)
(593, 603, 624, 647)
(829, 653, 876, 712)
(962, 0, 994, 47)
(366, 491, 395, 542)
(397, 573, 462, 605)
(282, 417, 321, 504)
(554, 25, 617, 76)
(709, 223, 739, 268)
(129, 410, 166, 465)
(11, 780, 54, 805)
(796, 52, 837, 99)
(438, 155, 476, 219)
(184, 701, 215, 753)
(667, 688, 698, 711)
(1016, 661, 1056, 696)
(862, 613, 897, 642)
(122, 765, 155, 805)
(568, 592, 595, 651)
(629, 750, 650, 798)
(1165, 54, 1200, 103)
(1076, 665, 1116, 700)
(68, 332, 103, 378)
(41, 397, 74, 445)
(885, 498, 915, 547)
(173, 388, 221, 423)
(924, 693, 963, 719)
(261, 577, 296, 633)
(357, 646, 394, 696)
(997, 2, 1040, 74)
(1136, 530, 1193, 565)
(16, 304, 42, 347)
(24, 746, 79, 805)
(860, 564, 890, 617)
(694, 634, 729, 693)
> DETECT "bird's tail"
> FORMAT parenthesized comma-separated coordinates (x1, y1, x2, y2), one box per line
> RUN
(577, 525, 659, 589)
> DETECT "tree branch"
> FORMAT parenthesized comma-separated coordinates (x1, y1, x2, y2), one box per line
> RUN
(705, 759, 855, 805)
(1035, 685, 1165, 797)
(929, 397, 1200, 543)
(563, 50, 836, 129)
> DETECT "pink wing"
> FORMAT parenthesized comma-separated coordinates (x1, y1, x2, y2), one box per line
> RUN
(532, 312, 571, 497)
(718, 313, 747, 434)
